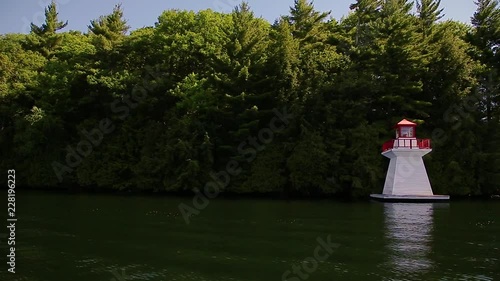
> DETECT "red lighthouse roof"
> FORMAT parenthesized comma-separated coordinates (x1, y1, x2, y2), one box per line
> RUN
(396, 119, 417, 126)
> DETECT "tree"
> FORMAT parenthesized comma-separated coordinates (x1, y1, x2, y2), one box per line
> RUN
(199, 3, 277, 190)
(469, 0, 500, 196)
(28, 0, 68, 57)
(286, 0, 331, 42)
(348, 0, 381, 46)
(470, 0, 500, 121)
(88, 4, 130, 43)
(416, 0, 444, 36)
(1, 1, 498, 197)
(30, 0, 68, 36)
(0, 34, 47, 184)
(471, 0, 500, 55)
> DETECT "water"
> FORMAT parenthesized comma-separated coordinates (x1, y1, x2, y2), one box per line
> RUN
(2, 192, 499, 281)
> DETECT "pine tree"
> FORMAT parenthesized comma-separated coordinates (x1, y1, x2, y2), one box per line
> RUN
(285, 0, 331, 42)
(88, 4, 130, 41)
(349, 0, 381, 21)
(340, 0, 428, 122)
(416, 0, 444, 36)
(30, 0, 68, 36)
(28, 0, 68, 57)
(278, 0, 336, 107)
(207, 2, 274, 187)
(269, 19, 300, 104)
(470, 0, 500, 115)
(349, 0, 381, 46)
(470, 0, 500, 129)
(369, 0, 429, 120)
(471, 0, 500, 64)
(380, 0, 413, 18)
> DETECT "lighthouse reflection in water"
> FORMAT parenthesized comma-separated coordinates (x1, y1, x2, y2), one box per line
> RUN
(383, 203, 447, 276)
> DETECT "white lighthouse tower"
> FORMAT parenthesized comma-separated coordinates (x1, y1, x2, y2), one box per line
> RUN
(371, 119, 450, 202)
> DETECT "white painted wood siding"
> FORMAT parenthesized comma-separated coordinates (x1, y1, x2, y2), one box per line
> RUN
(381, 149, 433, 196)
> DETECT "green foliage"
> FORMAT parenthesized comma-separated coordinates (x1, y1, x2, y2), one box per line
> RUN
(28, 0, 68, 57)
(30, 0, 68, 36)
(286, 128, 332, 195)
(416, 0, 444, 35)
(286, 0, 331, 42)
(1, 1, 499, 198)
(89, 4, 130, 50)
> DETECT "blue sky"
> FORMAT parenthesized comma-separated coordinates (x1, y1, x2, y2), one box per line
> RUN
(0, 0, 478, 34)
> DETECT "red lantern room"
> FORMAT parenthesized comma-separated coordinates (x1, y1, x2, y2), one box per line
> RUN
(395, 119, 417, 138)
(382, 119, 431, 151)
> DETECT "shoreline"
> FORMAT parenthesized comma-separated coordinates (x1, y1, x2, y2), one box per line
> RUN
(6, 185, 500, 202)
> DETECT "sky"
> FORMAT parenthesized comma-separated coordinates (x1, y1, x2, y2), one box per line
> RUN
(0, 0, 478, 35)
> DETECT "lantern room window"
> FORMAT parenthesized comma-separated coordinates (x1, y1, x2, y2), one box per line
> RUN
(399, 126, 414, 138)
(394, 119, 417, 139)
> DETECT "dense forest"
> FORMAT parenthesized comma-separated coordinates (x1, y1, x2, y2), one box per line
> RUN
(1, 0, 499, 198)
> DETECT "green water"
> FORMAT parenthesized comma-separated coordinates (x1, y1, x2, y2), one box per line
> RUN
(2, 192, 499, 281)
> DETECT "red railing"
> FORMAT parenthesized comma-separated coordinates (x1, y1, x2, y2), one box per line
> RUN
(382, 140, 394, 151)
(382, 139, 431, 151)
(418, 139, 431, 149)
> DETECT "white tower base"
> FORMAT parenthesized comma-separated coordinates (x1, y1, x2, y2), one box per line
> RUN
(371, 148, 449, 202)
(382, 148, 433, 195)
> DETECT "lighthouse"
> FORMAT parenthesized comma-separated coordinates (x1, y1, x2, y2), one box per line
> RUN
(371, 119, 450, 202)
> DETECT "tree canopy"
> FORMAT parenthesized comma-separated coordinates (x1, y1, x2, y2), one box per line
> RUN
(1, 1, 499, 198)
